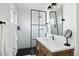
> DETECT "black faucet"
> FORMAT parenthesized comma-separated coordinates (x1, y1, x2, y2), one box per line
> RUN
(52, 35, 54, 40)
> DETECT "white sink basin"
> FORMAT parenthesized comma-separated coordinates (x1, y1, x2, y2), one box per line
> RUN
(37, 37, 74, 52)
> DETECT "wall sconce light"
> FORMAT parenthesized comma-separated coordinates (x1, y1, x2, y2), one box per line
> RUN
(48, 5, 52, 10)
(51, 3, 57, 6)
(47, 3, 57, 10)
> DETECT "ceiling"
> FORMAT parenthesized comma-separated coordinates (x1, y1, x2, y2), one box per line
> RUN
(15, 3, 49, 11)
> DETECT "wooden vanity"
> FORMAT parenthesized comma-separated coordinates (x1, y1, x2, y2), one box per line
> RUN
(36, 40, 74, 56)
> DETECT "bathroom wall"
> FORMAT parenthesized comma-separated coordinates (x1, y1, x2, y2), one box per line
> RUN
(10, 3, 18, 25)
(0, 3, 17, 23)
(0, 3, 10, 22)
(75, 3, 79, 56)
(63, 3, 77, 55)
(17, 9, 30, 48)
(16, 3, 48, 48)
(64, 3, 79, 56)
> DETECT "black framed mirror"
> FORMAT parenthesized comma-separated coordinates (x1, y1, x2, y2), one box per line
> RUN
(49, 4, 63, 36)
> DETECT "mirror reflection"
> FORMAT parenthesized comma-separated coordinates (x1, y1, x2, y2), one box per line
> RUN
(49, 4, 63, 36)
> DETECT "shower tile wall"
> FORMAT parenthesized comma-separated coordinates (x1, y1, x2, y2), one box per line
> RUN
(17, 10, 30, 48)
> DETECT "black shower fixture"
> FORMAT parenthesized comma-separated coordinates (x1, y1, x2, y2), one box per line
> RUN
(61, 19, 65, 21)
(51, 3, 57, 6)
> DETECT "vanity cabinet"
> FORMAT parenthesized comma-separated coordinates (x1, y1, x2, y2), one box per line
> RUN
(36, 40, 74, 56)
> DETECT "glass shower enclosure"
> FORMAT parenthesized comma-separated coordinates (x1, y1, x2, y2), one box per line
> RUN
(30, 9, 47, 55)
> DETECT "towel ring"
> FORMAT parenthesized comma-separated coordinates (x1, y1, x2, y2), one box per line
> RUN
(0, 21, 6, 24)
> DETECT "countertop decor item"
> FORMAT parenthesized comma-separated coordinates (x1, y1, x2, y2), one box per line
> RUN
(64, 29, 72, 46)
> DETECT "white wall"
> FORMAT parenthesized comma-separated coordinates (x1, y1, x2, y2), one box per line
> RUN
(17, 9, 30, 48)
(10, 3, 18, 25)
(63, 3, 77, 55)
(0, 3, 17, 23)
(75, 3, 79, 56)
(0, 3, 10, 22)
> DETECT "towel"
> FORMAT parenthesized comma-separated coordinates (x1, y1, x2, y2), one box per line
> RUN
(0, 22, 17, 56)
(0, 24, 3, 55)
(0, 23, 5, 56)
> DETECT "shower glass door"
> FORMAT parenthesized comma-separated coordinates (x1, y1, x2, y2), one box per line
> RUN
(30, 9, 47, 55)
(39, 12, 47, 37)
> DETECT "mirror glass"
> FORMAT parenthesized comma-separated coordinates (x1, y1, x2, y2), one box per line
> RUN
(49, 4, 63, 36)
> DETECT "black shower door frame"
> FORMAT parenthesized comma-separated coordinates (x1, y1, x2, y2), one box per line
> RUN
(30, 9, 47, 55)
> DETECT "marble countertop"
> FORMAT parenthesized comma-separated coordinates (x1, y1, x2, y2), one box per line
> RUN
(37, 37, 74, 53)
